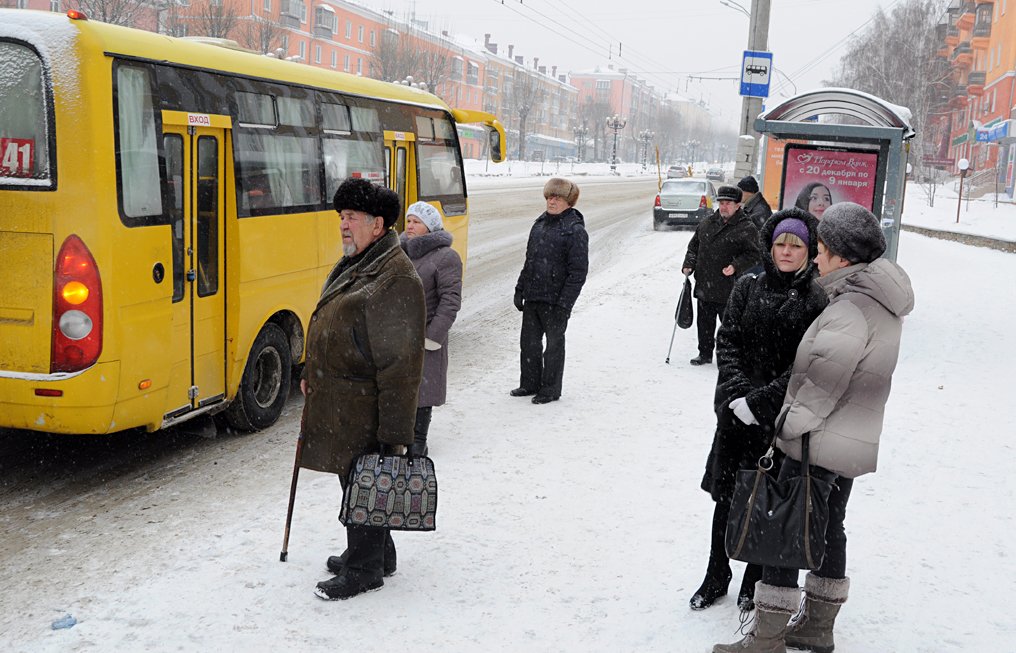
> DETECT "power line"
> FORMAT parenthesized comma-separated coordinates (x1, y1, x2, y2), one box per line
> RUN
(772, 0, 903, 95)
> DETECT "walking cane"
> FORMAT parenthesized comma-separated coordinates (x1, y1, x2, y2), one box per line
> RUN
(664, 312, 680, 364)
(280, 430, 305, 562)
(665, 274, 689, 364)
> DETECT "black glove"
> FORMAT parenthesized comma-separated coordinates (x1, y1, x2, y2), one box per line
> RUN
(513, 290, 524, 312)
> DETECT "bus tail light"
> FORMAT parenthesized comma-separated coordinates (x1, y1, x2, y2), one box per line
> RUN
(654, 194, 661, 207)
(51, 235, 102, 373)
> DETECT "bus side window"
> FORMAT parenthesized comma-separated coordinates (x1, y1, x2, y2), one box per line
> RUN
(196, 136, 218, 296)
(245, 172, 273, 209)
(163, 134, 185, 302)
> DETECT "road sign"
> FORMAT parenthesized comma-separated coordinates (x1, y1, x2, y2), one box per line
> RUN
(976, 120, 1010, 142)
(740, 50, 773, 98)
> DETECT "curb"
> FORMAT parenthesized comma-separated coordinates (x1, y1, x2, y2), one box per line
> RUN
(902, 224, 1016, 254)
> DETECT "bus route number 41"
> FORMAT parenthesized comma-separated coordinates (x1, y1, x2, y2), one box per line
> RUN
(1, 138, 34, 177)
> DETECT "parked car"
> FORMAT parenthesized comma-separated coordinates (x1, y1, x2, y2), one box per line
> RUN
(706, 167, 725, 182)
(653, 179, 716, 230)
(666, 165, 687, 178)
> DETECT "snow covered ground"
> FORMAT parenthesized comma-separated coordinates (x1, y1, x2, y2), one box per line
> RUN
(4, 175, 1015, 652)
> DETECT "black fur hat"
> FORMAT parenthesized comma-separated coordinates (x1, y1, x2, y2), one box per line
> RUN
(716, 185, 742, 202)
(332, 178, 401, 229)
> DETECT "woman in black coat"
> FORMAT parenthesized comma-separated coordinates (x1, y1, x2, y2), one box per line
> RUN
(691, 208, 828, 612)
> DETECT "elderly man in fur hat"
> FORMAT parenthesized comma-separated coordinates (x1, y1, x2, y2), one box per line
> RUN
(299, 177, 426, 601)
(510, 177, 589, 404)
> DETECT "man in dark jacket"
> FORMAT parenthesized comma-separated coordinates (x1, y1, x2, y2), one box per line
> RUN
(300, 178, 426, 601)
(511, 178, 589, 404)
(738, 175, 772, 230)
(682, 185, 761, 365)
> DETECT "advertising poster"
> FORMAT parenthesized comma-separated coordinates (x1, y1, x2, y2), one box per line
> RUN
(780, 145, 879, 216)
(761, 138, 806, 210)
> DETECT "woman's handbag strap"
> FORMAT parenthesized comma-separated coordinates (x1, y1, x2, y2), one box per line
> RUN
(760, 409, 812, 476)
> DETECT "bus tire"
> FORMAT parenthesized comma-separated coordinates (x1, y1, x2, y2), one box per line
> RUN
(224, 323, 292, 432)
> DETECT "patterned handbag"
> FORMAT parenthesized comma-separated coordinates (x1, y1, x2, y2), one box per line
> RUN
(339, 453, 437, 531)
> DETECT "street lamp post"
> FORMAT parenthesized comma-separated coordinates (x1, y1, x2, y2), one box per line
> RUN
(573, 125, 589, 162)
(685, 139, 701, 170)
(606, 114, 627, 175)
(637, 129, 655, 172)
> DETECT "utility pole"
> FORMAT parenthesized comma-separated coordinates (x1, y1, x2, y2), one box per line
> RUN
(733, 0, 772, 181)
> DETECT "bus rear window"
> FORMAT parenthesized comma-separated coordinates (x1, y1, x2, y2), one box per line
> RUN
(0, 42, 51, 185)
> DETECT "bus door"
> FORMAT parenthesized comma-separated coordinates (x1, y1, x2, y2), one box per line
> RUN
(384, 130, 416, 232)
(161, 112, 230, 417)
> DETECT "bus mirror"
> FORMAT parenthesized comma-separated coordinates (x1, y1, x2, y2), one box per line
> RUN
(488, 127, 505, 163)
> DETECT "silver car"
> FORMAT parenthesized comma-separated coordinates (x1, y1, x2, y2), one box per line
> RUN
(653, 179, 716, 230)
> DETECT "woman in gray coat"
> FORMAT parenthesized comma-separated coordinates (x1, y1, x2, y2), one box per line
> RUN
(714, 203, 915, 653)
(400, 201, 463, 457)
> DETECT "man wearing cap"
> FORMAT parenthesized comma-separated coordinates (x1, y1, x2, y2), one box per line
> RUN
(681, 185, 761, 366)
(713, 202, 915, 653)
(299, 177, 426, 601)
(737, 175, 772, 230)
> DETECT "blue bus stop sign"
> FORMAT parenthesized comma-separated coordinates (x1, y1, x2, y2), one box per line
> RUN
(740, 50, 773, 98)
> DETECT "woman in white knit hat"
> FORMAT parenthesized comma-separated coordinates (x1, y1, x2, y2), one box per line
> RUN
(400, 201, 462, 457)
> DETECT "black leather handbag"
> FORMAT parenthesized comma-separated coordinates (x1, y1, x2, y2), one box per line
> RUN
(677, 276, 694, 329)
(725, 415, 833, 570)
(339, 452, 437, 531)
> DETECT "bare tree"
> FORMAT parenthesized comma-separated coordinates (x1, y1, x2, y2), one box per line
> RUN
(192, 0, 239, 39)
(506, 69, 545, 160)
(236, 14, 284, 55)
(828, 0, 952, 193)
(369, 13, 450, 99)
(69, 0, 147, 27)
(371, 22, 420, 83)
(158, 0, 188, 36)
(580, 97, 612, 161)
(653, 105, 683, 164)
(414, 49, 449, 98)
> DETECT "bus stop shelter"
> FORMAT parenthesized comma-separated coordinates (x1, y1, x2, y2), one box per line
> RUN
(755, 88, 916, 261)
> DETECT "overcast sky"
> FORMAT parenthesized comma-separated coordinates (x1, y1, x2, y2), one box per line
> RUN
(372, 0, 903, 129)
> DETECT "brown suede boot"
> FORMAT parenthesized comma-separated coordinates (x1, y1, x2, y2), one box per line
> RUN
(785, 573, 849, 653)
(712, 582, 800, 653)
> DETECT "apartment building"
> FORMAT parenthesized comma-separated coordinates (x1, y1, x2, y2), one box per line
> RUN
(930, 0, 1016, 194)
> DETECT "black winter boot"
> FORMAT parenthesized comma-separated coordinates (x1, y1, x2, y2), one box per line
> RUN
(326, 530, 396, 577)
(690, 559, 733, 610)
(410, 407, 431, 457)
(738, 563, 765, 611)
(315, 526, 386, 600)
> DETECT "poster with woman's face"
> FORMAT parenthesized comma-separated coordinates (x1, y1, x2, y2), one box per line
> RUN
(780, 145, 879, 220)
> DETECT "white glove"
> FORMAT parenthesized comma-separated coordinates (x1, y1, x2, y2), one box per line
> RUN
(424, 338, 442, 351)
(730, 397, 758, 425)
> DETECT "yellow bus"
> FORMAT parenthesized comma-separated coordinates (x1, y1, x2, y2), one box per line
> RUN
(0, 9, 505, 435)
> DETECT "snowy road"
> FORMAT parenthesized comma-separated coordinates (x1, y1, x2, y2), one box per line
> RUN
(1, 179, 1012, 652)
